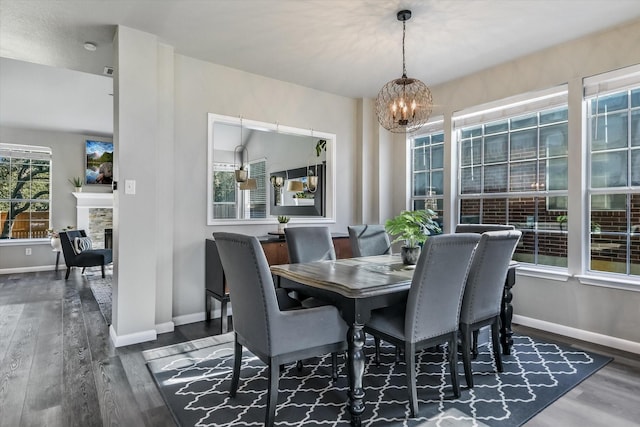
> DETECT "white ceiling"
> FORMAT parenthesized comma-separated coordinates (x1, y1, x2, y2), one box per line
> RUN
(1, 0, 640, 136)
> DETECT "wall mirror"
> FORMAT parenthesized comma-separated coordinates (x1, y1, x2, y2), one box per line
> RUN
(207, 113, 335, 225)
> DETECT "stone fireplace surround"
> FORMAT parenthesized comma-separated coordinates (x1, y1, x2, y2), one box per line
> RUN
(72, 192, 113, 249)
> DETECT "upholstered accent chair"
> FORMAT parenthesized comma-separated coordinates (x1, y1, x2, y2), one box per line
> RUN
(459, 230, 521, 388)
(212, 232, 347, 427)
(59, 230, 113, 280)
(347, 224, 392, 257)
(364, 233, 481, 416)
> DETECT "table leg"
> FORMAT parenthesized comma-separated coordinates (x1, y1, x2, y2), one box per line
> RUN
(347, 323, 365, 427)
(500, 267, 516, 355)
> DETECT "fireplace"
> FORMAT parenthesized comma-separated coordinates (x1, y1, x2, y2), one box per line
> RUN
(72, 192, 113, 249)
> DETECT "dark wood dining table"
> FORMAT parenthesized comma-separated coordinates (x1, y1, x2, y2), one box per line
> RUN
(270, 254, 517, 427)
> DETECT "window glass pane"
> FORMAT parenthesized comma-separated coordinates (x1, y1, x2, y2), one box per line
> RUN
(509, 161, 537, 192)
(485, 120, 508, 135)
(537, 197, 565, 231)
(591, 234, 627, 274)
(591, 193, 627, 212)
(413, 172, 428, 196)
(547, 195, 568, 212)
(508, 197, 535, 230)
(632, 149, 640, 186)
(484, 164, 507, 193)
(459, 198, 480, 224)
(481, 198, 507, 223)
(510, 129, 538, 160)
(632, 109, 640, 147)
(431, 171, 443, 195)
(591, 151, 628, 187)
(414, 136, 428, 148)
(413, 146, 428, 171)
(537, 233, 568, 267)
(540, 107, 568, 125)
(461, 127, 483, 139)
(432, 145, 443, 169)
(460, 167, 481, 194)
(631, 88, 640, 107)
(591, 112, 628, 150)
(460, 138, 481, 166)
(513, 231, 535, 263)
(511, 113, 538, 130)
(591, 92, 628, 113)
(432, 133, 444, 143)
(542, 157, 568, 191)
(484, 134, 508, 163)
(540, 123, 568, 157)
(631, 234, 640, 276)
(592, 196, 627, 233)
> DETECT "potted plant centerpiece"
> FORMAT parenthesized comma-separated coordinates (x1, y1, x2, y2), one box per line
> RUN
(385, 209, 441, 265)
(277, 215, 290, 233)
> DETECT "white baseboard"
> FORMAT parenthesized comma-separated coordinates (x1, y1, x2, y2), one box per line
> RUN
(109, 325, 157, 348)
(173, 311, 206, 326)
(513, 314, 640, 355)
(155, 321, 175, 334)
(0, 264, 56, 274)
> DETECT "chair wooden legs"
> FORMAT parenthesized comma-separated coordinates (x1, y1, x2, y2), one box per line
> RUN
(460, 323, 474, 388)
(266, 358, 280, 427)
(448, 333, 461, 399)
(65, 267, 71, 280)
(229, 339, 242, 397)
(101, 264, 105, 278)
(331, 352, 338, 382)
(374, 336, 381, 366)
(491, 320, 503, 372)
(405, 342, 418, 417)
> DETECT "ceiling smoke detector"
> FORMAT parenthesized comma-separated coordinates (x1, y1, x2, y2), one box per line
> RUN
(83, 42, 97, 51)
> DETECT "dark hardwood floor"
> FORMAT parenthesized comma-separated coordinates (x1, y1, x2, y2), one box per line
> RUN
(1, 270, 639, 426)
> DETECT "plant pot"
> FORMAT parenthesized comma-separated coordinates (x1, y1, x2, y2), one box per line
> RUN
(50, 236, 62, 252)
(74, 187, 82, 193)
(401, 246, 421, 265)
(278, 223, 287, 234)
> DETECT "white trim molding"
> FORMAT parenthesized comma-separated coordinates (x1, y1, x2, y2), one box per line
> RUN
(155, 321, 175, 334)
(0, 264, 56, 274)
(109, 325, 157, 348)
(173, 311, 206, 326)
(513, 314, 640, 355)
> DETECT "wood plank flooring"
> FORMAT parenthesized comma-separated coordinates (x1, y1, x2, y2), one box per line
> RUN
(1, 270, 639, 426)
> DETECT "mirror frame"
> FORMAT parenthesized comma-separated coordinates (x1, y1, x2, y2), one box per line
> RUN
(207, 113, 336, 225)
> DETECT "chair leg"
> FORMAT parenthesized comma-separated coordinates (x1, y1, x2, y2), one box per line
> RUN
(65, 267, 71, 280)
(449, 333, 461, 399)
(266, 358, 280, 427)
(82, 267, 86, 274)
(229, 338, 242, 397)
(472, 329, 479, 359)
(405, 342, 418, 417)
(374, 336, 381, 366)
(101, 264, 105, 278)
(491, 319, 503, 372)
(331, 352, 338, 382)
(460, 323, 474, 388)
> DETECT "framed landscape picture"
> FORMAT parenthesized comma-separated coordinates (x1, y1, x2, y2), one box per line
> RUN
(85, 140, 114, 185)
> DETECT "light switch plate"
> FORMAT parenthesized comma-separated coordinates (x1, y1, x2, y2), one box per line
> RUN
(125, 179, 136, 195)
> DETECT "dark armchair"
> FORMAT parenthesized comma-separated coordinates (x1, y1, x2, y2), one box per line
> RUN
(59, 230, 113, 279)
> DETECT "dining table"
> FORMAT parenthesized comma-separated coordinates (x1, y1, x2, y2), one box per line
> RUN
(270, 254, 518, 427)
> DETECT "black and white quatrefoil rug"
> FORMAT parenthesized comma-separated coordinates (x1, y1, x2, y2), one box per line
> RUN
(144, 332, 610, 427)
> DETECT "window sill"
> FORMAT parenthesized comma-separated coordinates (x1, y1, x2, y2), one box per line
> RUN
(0, 238, 50, 247)
(516, 265, 571, 282)
(576, 274, 640, 293)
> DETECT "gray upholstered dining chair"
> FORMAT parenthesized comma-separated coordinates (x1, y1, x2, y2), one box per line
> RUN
(455, 223, 515, 234)
(212, 232, 347, 427)
(284, 226, 336, 308)
(364, 233, 481, 417)
(347, 224, 392, 257)
(459, 230, 521, 388)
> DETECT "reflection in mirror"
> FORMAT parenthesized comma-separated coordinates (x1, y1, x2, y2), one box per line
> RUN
(207, 114, 335, 225)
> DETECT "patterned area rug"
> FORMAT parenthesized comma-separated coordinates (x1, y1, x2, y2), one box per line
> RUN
(85, 266, 112, 325)
(145, 332, 611, 427)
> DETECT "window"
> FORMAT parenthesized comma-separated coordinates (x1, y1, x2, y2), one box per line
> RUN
(410, 119, 444, 229)
(211, 159, 267, 220)
(0, 144, 52, 240)
(585, 67, 640, 278)
(454, 87, 568, 268)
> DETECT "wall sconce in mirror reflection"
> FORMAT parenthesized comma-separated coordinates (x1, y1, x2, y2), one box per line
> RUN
(239, 178, 257, 191)
(286, 180, 304, 192)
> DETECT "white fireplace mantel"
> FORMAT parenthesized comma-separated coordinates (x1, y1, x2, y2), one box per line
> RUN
(73, 192, 113, 231)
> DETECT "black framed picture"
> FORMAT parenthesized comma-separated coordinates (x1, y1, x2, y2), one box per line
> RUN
(85, 140, 113, 185)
